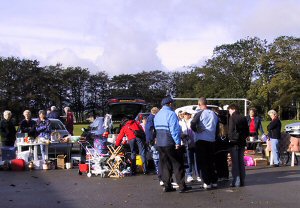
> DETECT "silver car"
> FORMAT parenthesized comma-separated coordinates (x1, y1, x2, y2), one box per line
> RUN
(285, 122, 300, 136)
(33, 118, 70, 138)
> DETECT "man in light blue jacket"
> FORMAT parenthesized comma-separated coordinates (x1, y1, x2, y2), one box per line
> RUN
(191, 97, 219, 189)
(154, 97, 191, 193)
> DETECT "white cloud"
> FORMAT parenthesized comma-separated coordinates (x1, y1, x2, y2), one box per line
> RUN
(0, 0, 299, 75)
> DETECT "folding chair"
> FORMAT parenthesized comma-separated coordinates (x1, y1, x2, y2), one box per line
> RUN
(107, 145, 124, 178)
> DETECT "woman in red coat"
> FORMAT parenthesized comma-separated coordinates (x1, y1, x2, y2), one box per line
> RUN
(116, 117, 147, 175)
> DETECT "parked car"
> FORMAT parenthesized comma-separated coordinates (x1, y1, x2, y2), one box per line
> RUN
(285, 122, 300, 136)
(81, 97, 147, 144)
(33, 118, 71, 157)
(175, 104, 221, 115)
(33, 118, 70, 139)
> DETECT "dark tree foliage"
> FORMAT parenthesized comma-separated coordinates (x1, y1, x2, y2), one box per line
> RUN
(0, 36, 299, 122)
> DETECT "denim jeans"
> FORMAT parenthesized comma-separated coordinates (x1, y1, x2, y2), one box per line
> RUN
(270, 138, 279, 165)
(128, 138, 147, 174)
(186, 147, 199, 177)
(40, 144, 46, 161)
(230, 145, 245, 187)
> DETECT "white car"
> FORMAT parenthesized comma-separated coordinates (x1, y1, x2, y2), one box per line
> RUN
(175, 104, 221, 115)
(285, 122, 300, 136)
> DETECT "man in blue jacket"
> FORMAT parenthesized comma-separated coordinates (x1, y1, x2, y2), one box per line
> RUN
(191, 97, 219, 189)
(154, 97, 191, 193)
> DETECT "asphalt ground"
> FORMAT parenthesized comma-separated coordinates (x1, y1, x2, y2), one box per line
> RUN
(0, 165, 300, 208)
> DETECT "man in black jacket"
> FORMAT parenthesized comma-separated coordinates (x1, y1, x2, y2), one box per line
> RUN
(228, 104, 249, 187)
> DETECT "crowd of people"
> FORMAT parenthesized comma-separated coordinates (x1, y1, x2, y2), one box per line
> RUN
(0, 107, 75, 161)
(0, 98, 283, 193)
(114, 96, 282, 193)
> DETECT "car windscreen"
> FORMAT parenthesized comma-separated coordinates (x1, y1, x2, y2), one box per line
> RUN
(50, 120, 66, 130)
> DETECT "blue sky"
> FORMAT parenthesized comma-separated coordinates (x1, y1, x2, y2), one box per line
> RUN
(0, 0, 299, 75)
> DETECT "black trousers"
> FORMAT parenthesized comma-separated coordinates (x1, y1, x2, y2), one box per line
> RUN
(157, 146, 186, 190)
(195, 140, 218, 185)
(215, 150, 229, 179)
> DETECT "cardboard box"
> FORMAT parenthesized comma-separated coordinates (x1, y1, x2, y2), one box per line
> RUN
(57, 155, 66, 169)
(254, 158, 268, 167)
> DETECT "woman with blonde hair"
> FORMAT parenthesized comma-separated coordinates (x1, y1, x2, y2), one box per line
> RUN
(267, 110, 281, 167)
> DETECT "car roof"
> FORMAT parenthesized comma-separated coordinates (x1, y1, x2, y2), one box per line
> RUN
(175, 105, 221, 115)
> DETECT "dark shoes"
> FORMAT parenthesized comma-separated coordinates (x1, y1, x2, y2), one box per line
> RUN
(179, 186, 192, 193)
(230, 183, 244, 187)
(272, 164, 279, 167)
(163, 187, 176, 192)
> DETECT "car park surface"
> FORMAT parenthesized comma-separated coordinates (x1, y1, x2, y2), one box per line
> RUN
(0, 166, 299, 208)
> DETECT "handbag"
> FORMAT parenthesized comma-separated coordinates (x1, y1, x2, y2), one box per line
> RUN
(266, 139, 272, 152)
(229, 125, 240, 142)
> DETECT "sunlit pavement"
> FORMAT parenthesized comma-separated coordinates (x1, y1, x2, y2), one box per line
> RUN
(0, 165, 299, 208)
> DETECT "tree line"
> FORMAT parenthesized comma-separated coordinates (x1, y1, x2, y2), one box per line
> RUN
(0, 36, 299, 123)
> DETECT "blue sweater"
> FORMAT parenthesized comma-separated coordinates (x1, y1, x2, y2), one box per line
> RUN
(154, 106, 181, 146)
(36, 119, 51, 139)
(194, 109, 218, 142)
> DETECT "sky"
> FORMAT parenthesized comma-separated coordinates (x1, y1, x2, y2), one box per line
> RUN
(0, 0, 299, 75)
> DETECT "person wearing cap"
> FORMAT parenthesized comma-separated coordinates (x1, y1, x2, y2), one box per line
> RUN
(192, 97, 219, 189)
(154, 97, 191, 193)
(267, 110, 281, 167)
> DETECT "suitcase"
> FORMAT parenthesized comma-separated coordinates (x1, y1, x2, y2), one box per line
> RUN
(11, 159, 26, 171)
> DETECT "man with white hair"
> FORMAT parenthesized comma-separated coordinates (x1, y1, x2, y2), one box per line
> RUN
(47, 106, 60, 119)
(0, 110, 17, 146)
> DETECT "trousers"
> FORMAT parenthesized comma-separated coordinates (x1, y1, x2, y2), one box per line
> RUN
(157, 146, 186, 190)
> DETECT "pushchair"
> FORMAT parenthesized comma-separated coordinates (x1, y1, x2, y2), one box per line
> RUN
(78, 140, 110, 177)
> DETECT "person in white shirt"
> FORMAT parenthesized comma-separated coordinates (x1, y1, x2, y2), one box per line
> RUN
(179, 111, 201, 183)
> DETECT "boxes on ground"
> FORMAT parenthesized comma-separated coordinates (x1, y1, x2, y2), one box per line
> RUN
(254, 158, 268, 166)
(1, 146, 17, 161)
(57, 155, 67, 169)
